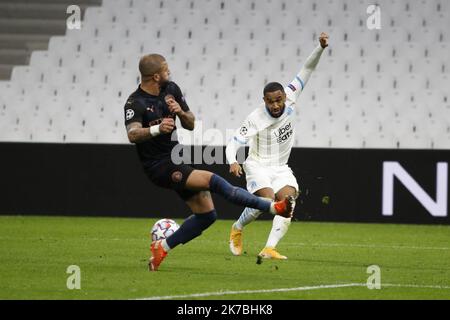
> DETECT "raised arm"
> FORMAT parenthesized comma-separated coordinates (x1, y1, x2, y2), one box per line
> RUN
(286, 32, 329, 101)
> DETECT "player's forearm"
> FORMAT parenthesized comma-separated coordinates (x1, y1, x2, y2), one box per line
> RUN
(298, 45, 325, 87)
(127, 127, 153, 143)
(225, 139, 239, 165)
(177, 111, 195, 131)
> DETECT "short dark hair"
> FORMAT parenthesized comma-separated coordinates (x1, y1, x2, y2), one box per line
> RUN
(263, 82, 284, 96)
(139, 53, 166, 81)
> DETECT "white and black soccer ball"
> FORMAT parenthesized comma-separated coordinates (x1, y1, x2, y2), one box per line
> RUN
(151, 219, 180, 242)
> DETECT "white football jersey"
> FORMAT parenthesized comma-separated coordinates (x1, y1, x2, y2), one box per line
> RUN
(226, 45, 325, 167)
(232, 87, 298, 166)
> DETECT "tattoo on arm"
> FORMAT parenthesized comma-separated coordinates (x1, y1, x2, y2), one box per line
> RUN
(178, 111, 195, 131)
(126, 122, 151, 143)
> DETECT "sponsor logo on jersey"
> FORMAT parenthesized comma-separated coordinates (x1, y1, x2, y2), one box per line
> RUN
(274, 122, 293, 143)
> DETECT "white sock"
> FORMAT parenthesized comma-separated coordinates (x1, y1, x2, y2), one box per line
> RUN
(265, 215, 291, 248)
(161, 239, 171, 252)
(234, 207, 263, 230)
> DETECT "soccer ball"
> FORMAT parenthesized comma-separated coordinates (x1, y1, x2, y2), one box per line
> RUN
(151, 219, 180, 242)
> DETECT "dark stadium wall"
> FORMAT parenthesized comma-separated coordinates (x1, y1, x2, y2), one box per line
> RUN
(0, 142, 449, 225)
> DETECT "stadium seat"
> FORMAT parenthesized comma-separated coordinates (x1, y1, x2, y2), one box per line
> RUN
(11, 66, 44, 84)
(0, 80, 21, 98)
(433, 134, 450, 150)
(430, 74, 449, 91)
(297, 131, 331, 148)
(103, 0, 133, 9)
(29, 51, 61, 69)
(131, 0, 159, 10)
(21, 83, 57, 104)
(363, 73, 396, 92)
(48, 36, 80, 54)
(363, 133, 397, 149)
(0, 123, 32, 142)
(173, 9, 208, 29)
(330, 131, 364, 149)
(173, 39, 206, 57)
(397, 133, 432, 149)
(282, 26, 315, 43)
(92, 53, 125, 70)
(236, 41, 269, 60)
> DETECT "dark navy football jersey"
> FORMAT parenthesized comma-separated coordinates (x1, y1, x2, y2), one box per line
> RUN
(124, 81, 190, 168)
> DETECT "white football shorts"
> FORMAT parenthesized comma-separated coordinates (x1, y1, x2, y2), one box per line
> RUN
(243, 160, 299, 194)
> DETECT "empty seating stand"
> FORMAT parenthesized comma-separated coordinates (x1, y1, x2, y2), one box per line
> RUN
(0, 0, 448, 149)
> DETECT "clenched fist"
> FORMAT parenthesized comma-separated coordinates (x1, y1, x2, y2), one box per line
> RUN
(319, 32, 329, 48)
(159, 118, 175, 134)
(165, 95, 183, 115)
(229, 162, 243, 178)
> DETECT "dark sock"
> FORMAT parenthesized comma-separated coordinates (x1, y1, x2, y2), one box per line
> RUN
(209, 174, 271, 212)
(165, 210, 217, 250)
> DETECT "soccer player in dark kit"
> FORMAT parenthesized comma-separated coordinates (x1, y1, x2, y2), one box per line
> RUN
(124, 54, 295, 271)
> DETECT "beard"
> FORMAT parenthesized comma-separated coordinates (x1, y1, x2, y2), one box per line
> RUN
(269, 105, 285, 118)
(159, 77, 170, 89)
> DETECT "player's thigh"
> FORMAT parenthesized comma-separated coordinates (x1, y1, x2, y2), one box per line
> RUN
(272, 166, 299, 200)
(243, 162, 273, 194)
(185, 170, 213, 191)
(185, 191, 215, 214)
(254, 187, 276, 200)
(275, 186, 298, 201)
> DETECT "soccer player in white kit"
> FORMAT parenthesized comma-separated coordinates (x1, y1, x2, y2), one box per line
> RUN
(226, 32, 329, 260)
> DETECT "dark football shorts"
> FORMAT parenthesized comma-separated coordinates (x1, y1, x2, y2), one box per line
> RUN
(145, 158, 200, 201)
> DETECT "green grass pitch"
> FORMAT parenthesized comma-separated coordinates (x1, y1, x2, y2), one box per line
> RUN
(0, 215, 449, 300)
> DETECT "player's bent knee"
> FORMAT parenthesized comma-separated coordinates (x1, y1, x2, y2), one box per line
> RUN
(192, 210, 217, 237)
(187, 191, 215, 213)
(196, 210, 217, 226)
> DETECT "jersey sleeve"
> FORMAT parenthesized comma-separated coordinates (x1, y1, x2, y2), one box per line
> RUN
(285, 45, 325, 103)
(168, 82, 190, 112)
(235, 116, 259, 144)
(225, 115, 259, 164)
(124, 98, 145, 126)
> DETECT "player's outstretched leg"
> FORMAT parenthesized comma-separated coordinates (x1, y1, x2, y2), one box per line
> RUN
(258, 215, 291, 260)
(149, 239, 169, 271)
(149, 191, 217, 271)
(149, 211, 217, 271)
(185, 170, 294, 217)
(230, 207, 263, 256)
(258, 186, 297, 260)
(230, 189, 275, 256)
